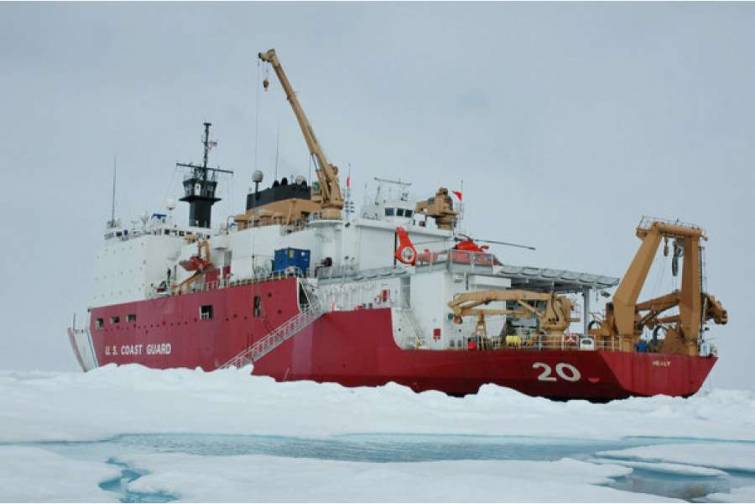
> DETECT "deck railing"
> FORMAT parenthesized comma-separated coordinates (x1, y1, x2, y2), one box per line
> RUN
(151, 267, 307, 299)
(449, 335, 623, 353)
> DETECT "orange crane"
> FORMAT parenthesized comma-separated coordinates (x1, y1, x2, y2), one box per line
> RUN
(591, 218, 727, 355)
(173, 240, 214, 295)
(258, 49, 344, 220)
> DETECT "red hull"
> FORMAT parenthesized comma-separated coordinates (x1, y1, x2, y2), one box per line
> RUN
(80, 278, 716, 400)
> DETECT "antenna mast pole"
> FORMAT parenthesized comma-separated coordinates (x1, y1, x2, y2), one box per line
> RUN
(110, 155, 117, 227)
(202, 122, 211, 172)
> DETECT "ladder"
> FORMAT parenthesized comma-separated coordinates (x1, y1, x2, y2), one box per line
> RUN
(397, 308, 426, 349)
(221, 280, 323, 369)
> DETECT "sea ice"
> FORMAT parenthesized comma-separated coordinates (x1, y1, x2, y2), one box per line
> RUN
(0, 364, 753, 444)
(119, 453, 674, 502)
(0, 365, 752, 502)
(589, 458, 728, 477)
(0, 446, 119, 502)
(598, 443, 755, 472)
(707, 485, 755, 502)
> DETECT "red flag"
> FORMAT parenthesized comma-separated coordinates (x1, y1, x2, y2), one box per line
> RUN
(347, 175, 351, 188)
(451, 190, 463, 201)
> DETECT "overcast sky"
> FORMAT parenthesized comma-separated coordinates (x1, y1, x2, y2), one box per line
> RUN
(1, 2, 753, 390)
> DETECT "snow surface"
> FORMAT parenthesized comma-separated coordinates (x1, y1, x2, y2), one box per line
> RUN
(708, 485, 755, 502)
(598, 443, 755, 472)
(1, 365, 754, 502)
(589, 458, 728, 477)
(0, 446, 119, 502)
(0, 364, 753, 443)
(120, 453, 671, 502)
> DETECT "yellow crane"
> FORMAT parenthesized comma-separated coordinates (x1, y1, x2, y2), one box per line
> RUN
(258, 49, 344, 220)
(591, 218, 728, 355)
(415, 187, 458, 231)
(448, 289, 576, 348)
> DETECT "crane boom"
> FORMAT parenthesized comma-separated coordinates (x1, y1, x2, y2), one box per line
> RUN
(258, 49, 343, 219)
(591, 217, 727, 356)
(448, 289, 575, 337)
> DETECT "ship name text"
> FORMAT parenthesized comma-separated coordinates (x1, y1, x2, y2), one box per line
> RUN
(104, 343, 172, 357)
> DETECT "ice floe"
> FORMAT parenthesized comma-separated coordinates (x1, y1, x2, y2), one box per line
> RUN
(598, 443, 755, 473)
(0, 365, 753, 444)
(119, 453, 672, 502)
(589, 458, 728, 477)
(708, 485, 755, 502)
(0, 446, 119, 502)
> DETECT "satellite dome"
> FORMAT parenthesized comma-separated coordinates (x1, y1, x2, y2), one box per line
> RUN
(295, 175, 306, 185)
(252, 170, 264, 183)
(165, 198, 176, 211)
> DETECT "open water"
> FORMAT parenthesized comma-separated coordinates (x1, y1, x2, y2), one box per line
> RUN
(20, 433, 755, 502)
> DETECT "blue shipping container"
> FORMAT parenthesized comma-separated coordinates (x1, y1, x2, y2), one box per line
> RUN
(273, 248, 311, 274)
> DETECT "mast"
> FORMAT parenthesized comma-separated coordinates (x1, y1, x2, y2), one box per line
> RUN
(258, 49, 343, 219)
(202, 122, 210, 169)
(108, 155, 117, 228)
(177, 122, 234, 228)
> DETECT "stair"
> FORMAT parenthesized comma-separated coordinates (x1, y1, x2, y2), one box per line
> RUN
(221, 280, 323, 369)
(396, 308, 426, 349)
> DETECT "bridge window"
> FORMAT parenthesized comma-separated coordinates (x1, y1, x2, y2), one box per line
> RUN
(396, 208, 405, 217)
(95, 318, 104, 329)
(126, 314, 137, 322)
(385, 208, 395, 216)
(110, 315, 120, 324)
(200, 305, 213, 320)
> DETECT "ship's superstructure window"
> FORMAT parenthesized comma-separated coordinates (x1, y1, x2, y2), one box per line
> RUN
(110, 315, 120, 324)
(200, 305, 213, 320)
(95, 318, 104, 329)
(253, 296, 262, 318)
(383, 207, 413, 219)
(126, 314, 137, 322)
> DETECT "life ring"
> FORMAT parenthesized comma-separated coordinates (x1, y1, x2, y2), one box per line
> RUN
(395, 227, 418, 265)
(397, 245, 417, 265)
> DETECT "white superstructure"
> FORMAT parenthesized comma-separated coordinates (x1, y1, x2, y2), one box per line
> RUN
(91, 173, 618, 354)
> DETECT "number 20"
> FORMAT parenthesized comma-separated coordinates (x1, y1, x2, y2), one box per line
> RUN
(532, 362, 581, 382)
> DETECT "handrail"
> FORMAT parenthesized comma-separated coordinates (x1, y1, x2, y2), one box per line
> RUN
(394, 308, 426, 349)
(638, 216, 704, 234)
(415, 249, 498, 271)
(151, 267, 308, 299)
(440, 335, 626, 353)
(221, 280, 324, 368)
